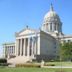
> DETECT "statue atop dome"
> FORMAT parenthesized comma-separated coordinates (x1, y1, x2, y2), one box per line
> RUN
(50, 3, 54, 11)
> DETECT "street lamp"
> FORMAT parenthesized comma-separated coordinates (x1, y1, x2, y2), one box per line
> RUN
(55, 31, 64, 72)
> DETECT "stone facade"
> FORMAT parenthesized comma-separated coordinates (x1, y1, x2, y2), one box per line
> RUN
(3, 43, 15, 58)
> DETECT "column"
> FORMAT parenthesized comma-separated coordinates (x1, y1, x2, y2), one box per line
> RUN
(3, 45, 5, 58)
(31, 38, 34, 56)
(52, 23, 54, 31)
(49, 24, 50, 31)
(18, 39, 20, 56)
(16, 39, 19, 56)
(15, 40, 17, 56)
(46, 24, 47, 31)
(27, 38, 30, 56)
(13, 46, 14, 54)
(56, 24, 57, 31)
(47, 23, 48, 31)
(37, 36, 40, 55)
(34, 42, 36, 55)
(23, 38, 26, 56)
(20, 39, 22, 56)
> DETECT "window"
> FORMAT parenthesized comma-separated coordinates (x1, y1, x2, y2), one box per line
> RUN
(50, 23, 52, 31)
(54, 46, 56, 49)
(68, 40, 71, 42)
(54, 51, 56, 53)
(63, 40, 66, 43)
(54, 24, 56, 30)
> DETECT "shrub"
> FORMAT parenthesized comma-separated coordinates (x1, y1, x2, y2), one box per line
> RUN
(0, 63, 9, 66)
(0, 58, 7, 63)
(0, 58, 8, 66)
(44, 63, 55, 66)
(16, 63, 40, 68)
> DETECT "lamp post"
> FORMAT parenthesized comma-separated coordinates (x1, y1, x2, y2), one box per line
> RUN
(58, 35, 62, 72)
(55, 31, 63, 72)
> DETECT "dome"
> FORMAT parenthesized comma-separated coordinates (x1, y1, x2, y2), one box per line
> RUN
(44, 4, 60, 22)
(41, 4, 62, 34)
(44, 11, 59, 19)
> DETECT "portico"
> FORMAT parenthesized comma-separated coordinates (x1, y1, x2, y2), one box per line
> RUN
(15, 28, 40, 59)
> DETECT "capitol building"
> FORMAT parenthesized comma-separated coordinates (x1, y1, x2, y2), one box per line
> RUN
(3, 4, 72, 64)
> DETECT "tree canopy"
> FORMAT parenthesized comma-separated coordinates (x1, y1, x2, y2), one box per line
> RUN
(60, 41, 72, 61)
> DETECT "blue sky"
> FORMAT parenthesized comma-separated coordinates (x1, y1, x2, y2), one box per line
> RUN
(0, 0, 72, 57)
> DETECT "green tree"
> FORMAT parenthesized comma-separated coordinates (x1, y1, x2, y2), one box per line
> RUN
(60, 41, 72, 61)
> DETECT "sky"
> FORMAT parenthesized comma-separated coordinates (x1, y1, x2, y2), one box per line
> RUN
(0, 0, 72, 57)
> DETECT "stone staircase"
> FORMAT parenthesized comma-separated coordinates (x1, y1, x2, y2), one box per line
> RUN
(7, 56, 32, 64)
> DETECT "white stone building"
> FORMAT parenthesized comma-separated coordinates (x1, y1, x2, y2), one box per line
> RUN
(3, 43, 15, 58)
(3, 4, 72, 64)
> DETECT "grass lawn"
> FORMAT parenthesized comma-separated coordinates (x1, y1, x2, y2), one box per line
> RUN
(0, 67, 72, 72)
(46, 62, 72, 66)
(0, 62, 72, 72)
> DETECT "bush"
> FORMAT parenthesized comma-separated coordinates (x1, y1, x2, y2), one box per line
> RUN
(0, 58, 8, 67)
(0, 58, 7, 63)
(16, 63, 40, 68)
(0, 63, 9, 66)
(44, 63, 55, 66)
(50, 60, 54, 62)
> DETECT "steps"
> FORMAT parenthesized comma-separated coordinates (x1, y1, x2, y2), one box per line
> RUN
(7, 56, 31, 64)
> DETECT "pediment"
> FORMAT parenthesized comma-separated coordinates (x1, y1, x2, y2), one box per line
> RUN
(18, 28, 36, 36)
